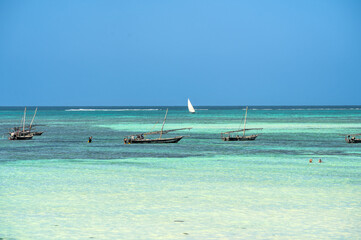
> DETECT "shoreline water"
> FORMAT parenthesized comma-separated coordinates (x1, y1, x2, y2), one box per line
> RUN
(1, 106, 360, 239)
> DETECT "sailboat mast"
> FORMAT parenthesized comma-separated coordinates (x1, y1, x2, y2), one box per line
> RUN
(23, 107, 27, 132)
(159, 108, 168, 139)
(243, 106, 248, 136)
(20, 115, 24, 129)
(29, 107, 38, 131)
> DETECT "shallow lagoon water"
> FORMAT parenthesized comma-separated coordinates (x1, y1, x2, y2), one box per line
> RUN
(0, 106, 360, 239)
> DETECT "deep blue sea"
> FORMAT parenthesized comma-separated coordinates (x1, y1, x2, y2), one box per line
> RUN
(1, 106, 360, 239)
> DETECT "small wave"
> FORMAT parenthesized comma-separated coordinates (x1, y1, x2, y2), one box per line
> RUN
(66, 109, 160, 112)
(196, 109, 208, 110)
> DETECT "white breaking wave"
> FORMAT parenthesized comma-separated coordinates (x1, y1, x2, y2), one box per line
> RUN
(65, 109, 160, 112)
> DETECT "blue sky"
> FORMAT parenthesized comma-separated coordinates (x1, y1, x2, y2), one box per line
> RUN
(1, 0, 360, 106)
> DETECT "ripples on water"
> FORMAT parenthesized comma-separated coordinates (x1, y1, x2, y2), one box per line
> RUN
(0, 106, 360, 239)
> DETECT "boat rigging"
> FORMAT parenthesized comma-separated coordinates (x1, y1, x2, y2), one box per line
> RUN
(124, 109, 192, 144)
(221, 106, 262, 141)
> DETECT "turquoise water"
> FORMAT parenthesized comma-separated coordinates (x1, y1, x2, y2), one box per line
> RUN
(1, 106, 360, 239)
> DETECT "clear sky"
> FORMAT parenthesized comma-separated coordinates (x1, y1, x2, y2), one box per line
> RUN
(1, 0, 360, 106)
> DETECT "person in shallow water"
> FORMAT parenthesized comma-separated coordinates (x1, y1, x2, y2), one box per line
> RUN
(88, 136, 92, 143)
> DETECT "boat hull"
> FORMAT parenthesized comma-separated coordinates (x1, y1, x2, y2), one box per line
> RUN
(9, 135, 33, 140)
(223, 134, 258, 141)
(126, 136, 183, 144)
(345, 137, 361, 143)
(33, 132, 44, 136)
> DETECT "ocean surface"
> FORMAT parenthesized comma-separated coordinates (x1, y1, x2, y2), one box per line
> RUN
(0, 106, 360, 240)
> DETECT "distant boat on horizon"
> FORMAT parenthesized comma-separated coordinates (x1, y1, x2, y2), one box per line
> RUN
(188, 98, 195, 113)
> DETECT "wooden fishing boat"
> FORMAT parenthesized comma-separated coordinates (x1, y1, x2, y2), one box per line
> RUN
(9, 134, 33, 140)
(124, 109, 192, 144)
(221, 107, 262, 141)
(125, 136, 184, 144)
(221, 131, 259, 141)
(345, 134, 361, 143)
(8, 131, 33, 140)
(8, 107, 43, 140)
(188, 98, 195, 113)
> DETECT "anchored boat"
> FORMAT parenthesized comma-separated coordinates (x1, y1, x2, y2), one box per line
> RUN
(221, 106, 262, 141)
(8, 107, 44, 140)
(345, 134, 361, 143)
(8, 129, 33, 140)
(124, 109, 192, 144)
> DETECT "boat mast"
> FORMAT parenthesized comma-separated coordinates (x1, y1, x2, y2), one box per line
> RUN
(19, 114, 24, 130)
(23, 107, 27, 132)
(243, 106, 248, 136)
(159, 108, 168, 139)
(29, 107, 38, 131)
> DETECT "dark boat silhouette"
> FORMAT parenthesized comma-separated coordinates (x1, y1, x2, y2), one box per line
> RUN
(221, 107, 262, 141)
(8, 107, 44, 140)
(124, 109, 191, 144)
(345, 134, 361, 143)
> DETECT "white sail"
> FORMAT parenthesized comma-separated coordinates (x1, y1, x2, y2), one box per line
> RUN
(188, 99, 195, 113)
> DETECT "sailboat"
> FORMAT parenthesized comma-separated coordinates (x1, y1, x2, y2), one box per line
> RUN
(8, 107, 43, 140)
(124, 109, 192, 144)
(8, 107, 33, 140)
(188, 99, 195, 113)
(221, 107, 262, 141)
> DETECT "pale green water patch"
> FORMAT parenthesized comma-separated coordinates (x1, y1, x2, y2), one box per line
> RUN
(1, 106, 361, 239)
